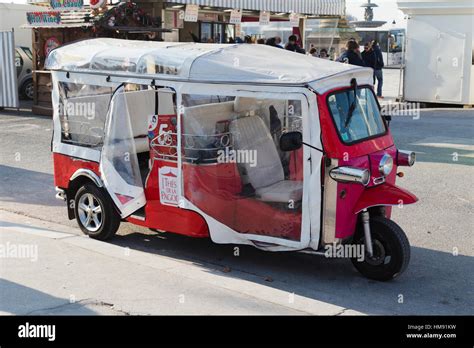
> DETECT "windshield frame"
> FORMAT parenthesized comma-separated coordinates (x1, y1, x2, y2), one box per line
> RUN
(325, 85, 388, 146)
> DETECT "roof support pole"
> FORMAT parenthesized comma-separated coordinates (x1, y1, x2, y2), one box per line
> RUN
(299, 16, 307, 49)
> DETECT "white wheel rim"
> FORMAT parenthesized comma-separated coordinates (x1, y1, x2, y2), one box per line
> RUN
(78, 193, 103, 232)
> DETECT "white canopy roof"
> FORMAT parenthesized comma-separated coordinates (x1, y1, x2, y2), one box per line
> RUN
(46, 38, 372, 88)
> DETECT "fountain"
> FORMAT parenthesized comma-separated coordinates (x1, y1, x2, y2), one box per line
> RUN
(351, 0, 387, 28)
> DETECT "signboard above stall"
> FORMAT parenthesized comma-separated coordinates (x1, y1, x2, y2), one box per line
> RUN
(184, 4, 199, 22)
(26, 11, 61, 26)
(259, 11, 270, 25)
(230, 9, 242, 24)
(50, 0, 83, 11)
(289, 12, 300, 27)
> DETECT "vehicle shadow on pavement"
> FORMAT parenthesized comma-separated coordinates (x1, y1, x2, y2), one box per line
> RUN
(0, 101, 50, 119)
(0, 165, 62, 207)
(0, 279, 97, 315)
(109, 229, 474, 315)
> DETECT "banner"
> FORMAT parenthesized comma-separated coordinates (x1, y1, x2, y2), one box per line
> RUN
(184, 4, 199, 22)
(235, 23, 242, 38)
(44, 37, 61, 57)
(259, 11, 270, 26)
(26, 11, 61, 26)
(50, 0, 83, 11)
(289, 12, 300, 27)
(229, 9, 242, 24)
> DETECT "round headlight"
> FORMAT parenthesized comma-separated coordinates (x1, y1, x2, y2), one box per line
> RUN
(379, 154, 393, 176)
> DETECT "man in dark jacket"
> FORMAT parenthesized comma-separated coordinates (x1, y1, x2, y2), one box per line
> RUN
(285, 35, 306, 54)
(361, 42, 376, 68)
(337, 40, 365, 67)
(361, 42, 377, 85)
(372, 40, 384, 97)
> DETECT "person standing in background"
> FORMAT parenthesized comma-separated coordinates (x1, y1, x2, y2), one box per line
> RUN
(309, 48, 318, 57)
(372, 40, 385, 98)
(274, 36, 283, 48)
(244, 35, 254, 44)
(319, 48, 330, 59)
(362, 42, 377, 81)
(266, 37, 283, 48)
(285, 35, 306, 54)
(336, 40, 365, 67)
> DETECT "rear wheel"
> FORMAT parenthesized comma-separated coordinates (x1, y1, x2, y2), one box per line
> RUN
(351, 216, 410, 281)
(74, 183, 120, 240)
(20, 79, 33, 100)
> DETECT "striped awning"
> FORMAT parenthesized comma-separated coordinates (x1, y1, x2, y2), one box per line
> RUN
(166, 0, 346, 16)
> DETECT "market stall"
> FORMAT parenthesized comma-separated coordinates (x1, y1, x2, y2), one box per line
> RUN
(397, 0, 474, 106)
(23, 0, 167, 115)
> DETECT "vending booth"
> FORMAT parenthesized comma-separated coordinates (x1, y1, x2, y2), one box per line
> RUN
(397, 0, 474, 106)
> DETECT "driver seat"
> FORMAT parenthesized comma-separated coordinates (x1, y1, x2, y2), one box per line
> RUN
(229, 115, 303, 203)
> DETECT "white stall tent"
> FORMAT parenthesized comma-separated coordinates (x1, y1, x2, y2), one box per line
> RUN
(397, 0, 474, 106)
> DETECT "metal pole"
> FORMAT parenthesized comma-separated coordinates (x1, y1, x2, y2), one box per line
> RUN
(327, 18, 339, 57)
(398, 30, 407, 101)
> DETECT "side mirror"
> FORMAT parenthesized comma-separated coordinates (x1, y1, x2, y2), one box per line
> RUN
(280, 131, 303, 152)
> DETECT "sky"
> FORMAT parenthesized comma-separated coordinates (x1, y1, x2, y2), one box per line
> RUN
(1, 0, 408, 27)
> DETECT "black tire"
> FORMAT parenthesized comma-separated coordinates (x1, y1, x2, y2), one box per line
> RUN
(351, 216, 410, 281)
(74, 183, 120, 240)
(20, 79, 34, 100)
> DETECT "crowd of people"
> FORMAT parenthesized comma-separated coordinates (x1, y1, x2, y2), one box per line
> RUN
(244, 35, 384, 98)
(190, 31, 384, 97)
(336, 39, 385, 98)
(241, 34, 307, 54)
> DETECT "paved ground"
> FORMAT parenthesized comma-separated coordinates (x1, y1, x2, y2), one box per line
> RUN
(0, 80, 473, 315)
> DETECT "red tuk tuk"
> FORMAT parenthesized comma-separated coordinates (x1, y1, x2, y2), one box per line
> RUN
(46, 39, 417, 281)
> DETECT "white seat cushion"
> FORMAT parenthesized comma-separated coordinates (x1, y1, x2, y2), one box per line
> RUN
(230, 115, 303, 203)
(255, 180, 303, 203)
(230, 116, 284, 189)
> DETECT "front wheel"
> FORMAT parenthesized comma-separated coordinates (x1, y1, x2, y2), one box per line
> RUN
(74, 183, 120, 240)
(351, 216, 410, 281)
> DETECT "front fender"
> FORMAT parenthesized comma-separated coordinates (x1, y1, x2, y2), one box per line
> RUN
(353, 182, 418, 214)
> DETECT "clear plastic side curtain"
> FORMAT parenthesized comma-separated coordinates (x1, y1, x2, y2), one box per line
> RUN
(100, 85, 146, 218)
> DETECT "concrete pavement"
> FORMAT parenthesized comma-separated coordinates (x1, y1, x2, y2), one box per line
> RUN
(0, 210, 362, 315)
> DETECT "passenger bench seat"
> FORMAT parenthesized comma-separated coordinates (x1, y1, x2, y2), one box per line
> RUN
(229, 116, 303, 203)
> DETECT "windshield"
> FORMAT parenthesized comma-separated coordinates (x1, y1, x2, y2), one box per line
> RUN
(327, 87, 386, 144)
(23, 47, 33, 60)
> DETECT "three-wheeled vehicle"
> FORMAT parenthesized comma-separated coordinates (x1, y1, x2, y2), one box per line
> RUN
(46, 38, 417, 281)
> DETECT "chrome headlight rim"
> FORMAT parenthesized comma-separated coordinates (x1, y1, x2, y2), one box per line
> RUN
(379, 154, 394, 176)
(329, 166, 371, 186)
(398, 150, 416, 167)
